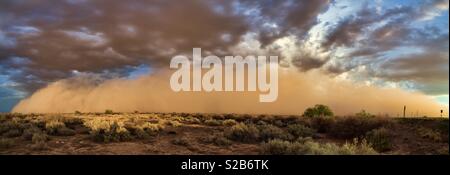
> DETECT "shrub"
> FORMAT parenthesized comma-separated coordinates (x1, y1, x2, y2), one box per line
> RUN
(75, 111, 82, 115)
(165, 120, 181, 127)
(330, 116, 386, 139)
(310, 117, 335, 133)
(261, 138, 377, 155)
(355, 110, 374, 118)
(225, 123, 260, 143)
(183, 116, 201, 124)
(287, 124, 316, 138)
(62, 117, 84, 129)
(127, 123, 164, 139)
(417, 127, 442, 142)
(22, 127, 42, 140)
(57, 127, 76, 136)
(32, 132, 49, 144)
(172, 137, 190, 146)
(204, 119, 222, 126)
(366, 128, 392, 152)
(84, 119, 131, 142)
(0, 138, 14, 149)
(105, 109, 114, 114)
(223, 119, 237, 126)
(3, 129, 22, 138)
(200, 133, 232, 146)
(303, 104, 334, 118)
(0, 121, 21, 135)
(45, 120, 65, 135)
(45, 120, 76, 136)
(272, 120, 285, 127)
(258, 124, 291, 141)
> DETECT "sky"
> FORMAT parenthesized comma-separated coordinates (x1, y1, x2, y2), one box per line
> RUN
(0, 0, 449, 115)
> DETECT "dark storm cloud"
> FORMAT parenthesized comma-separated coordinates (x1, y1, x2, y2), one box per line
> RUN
(1, 0, 249, 92)
(237, 0, 331, 47)
(0, 0, 333, 93)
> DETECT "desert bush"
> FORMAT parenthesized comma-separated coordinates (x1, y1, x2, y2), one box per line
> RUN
(183, 116, 201, 124)
(225, 123, 260, 143)
(310, 116, 335, 133)
(45, 120, 76, 136)
(3, 129, 22, 138)
(172, 137, 190, 146)
(287, 124, 316, 138)
(127, 123, 164, 139)
(366, 128, 392, 152)
(330, 116, 387, 139)
(84, 119, 131, 142)
(258, 124, 291, 141)
(62, 117, 84, 129)
(303, 104, 334, 118)
(261, 138, 377, 155)
(272, 120, 285, 127)
(75, 111, 82, 115)
(22, 127, 42, 140)
(105, 109, 114, 114)
(417, 127, 442, 142)
(165, 120, 181, 127)
(204, 119, 222, 126)
(45, 120, 65, 134)
(32, 132, 49, 144)
(0, 138, 14, 149)
(200, 133, 232, 146)
(0, 121, 21, 135)
(148, 118, 160, 124)
(437, 120, 449, 134)
(355, 110, 375, 118)
(223, 119, 237, 126)
(30, 132, 49, 150)
(57, 127, 76, 136)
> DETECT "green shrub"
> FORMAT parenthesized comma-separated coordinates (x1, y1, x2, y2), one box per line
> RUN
(84, 119, 131, 142)
(3, 129, 22, 138)
(57, 127, 76, 136)
(62, 117, 84, 129)
(183, 116, 201, 124)
(417, 127, 442, 142)
(366, 128, 392, 152)
(225, 123, 260, 143)
(355, 110, 374, 118)
(45, 120, 65, 135)
(258, 124, 291, 141)
(201, 133, 232, 146)
(105, 109, 114, 114)
(126, 123, 164, 139)
(45, 120, 76, 136)
(204, 119, 222, 126)
(0, 138, 14, 149)
(303, 104, 334, 118)
(223, 119, 237, 126)
(165, 120, 181, 127)
(287, 124, 316, 138)
(261, 138, 377, 155)
(310, 116, 335, 133)
(330, 116, 387, 139)
(22, 127, 42, 140)
(172, 137, 190, 146)
(0, 121, 21, 135)
(32, 132, 49, 144)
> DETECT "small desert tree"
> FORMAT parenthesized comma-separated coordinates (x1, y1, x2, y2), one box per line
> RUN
(303, 104, 334, 118)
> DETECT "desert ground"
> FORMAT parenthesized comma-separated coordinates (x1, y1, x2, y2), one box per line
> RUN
(0, 111, 448, 155)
